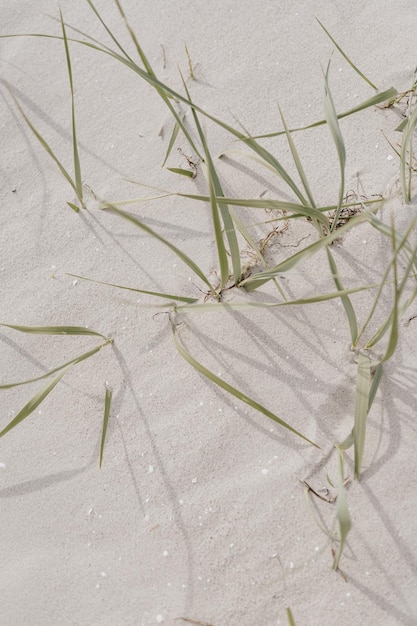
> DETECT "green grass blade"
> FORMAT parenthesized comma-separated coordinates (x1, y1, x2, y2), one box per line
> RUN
(323, 65, 346, 231)
(353, 352, 371, 480)
(162, 115, 185, 168)
(0, 323, 108, 338)
(240, 209, 367, 291)
(286, 607, 297, 626)
(368, 363, 383, 411)
(175, 281, 379, 313)
(182, 77, 238, 286)
(171, 319, 319, 447)
(252, 88, 397, 140)
(8, 90, 78, 201)
(167, 167, 195, 178)
(316, 19, 378, 90)
(400, 104, 417, 203)
(102, 203, 217, 294)
(67, 273, 198, 303)
(99, 384, 112, 468)
(333, 447, 352, 570)
(326, 247, 358, 345)
(0, 365, 71, 438)
(60, 10, 83, 205)
(279, 105, 317, 209)
(0, 340, 112, 390)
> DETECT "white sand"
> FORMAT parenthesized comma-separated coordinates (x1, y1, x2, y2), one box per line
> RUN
(1, 2, 417, 625)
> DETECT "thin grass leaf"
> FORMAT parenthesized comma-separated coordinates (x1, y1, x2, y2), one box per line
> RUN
(323, 64, 346, 231)
(240, 208, 368, 291)
(326, 247, 358, 345)
(0, 339, 112, 390)
(0, 365, 71, 438)
(167, 167, 195, 178)
(400, 103, 417, 202)
(252, 88, 397, 140)
(99, 384, 112, 468)
(162, 115, 185, 167)
(60, 10, 83, 205)
(67, 202, 80, 212)
(182, 77, 237, 286)
(175, 281, 379, 313)
(368, 363, 383, 411)
(353, 352, 371, 480)
(171, 319, 319, 447)
(279, 105, 317, 209)
(67, 273, 198, 304)
(102, 203, 217, 295)
(8, 90, 79, 202)
(286, 608, 297, 626)
(316, 18, 378, 90)
(333, 446, 352, 570)
(0, 323, 108, 338)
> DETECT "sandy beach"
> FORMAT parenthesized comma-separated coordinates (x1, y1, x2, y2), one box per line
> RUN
(1, 2, 417, 625)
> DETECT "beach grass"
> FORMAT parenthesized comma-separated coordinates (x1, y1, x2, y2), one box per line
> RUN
(2, 0, 417, 569)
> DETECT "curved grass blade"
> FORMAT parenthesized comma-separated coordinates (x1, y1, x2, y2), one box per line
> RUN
(0, 339, 112, 389)
(171, 319, 319, 448)
(251, 88, 397, 140)
(99, 384, 112, 468)
(0, 365, 71, 438)
(240, 209, 368, 291)
(316, 19, 378, 90)
(102, 203, 217, 295)
(67, 273, 198, 304)
(7, 90, 80, 209)
(333, 446, 352, 570)
(353, 352, 371, 480)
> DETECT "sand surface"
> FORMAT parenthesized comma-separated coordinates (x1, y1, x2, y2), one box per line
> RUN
(1, 2, 417, 625)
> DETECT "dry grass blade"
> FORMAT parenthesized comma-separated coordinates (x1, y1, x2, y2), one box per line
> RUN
(67, 273, 198, 304)
(333, 446, 352, 570)
(353, 352, 371, 480)
(99, 384, 112, 468)
(171, 319, 320, 448)
(0, 365, 71, 438)
(316, 19, 378, 90)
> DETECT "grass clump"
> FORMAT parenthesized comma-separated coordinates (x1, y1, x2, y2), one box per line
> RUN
(2, 0, 417, 570)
